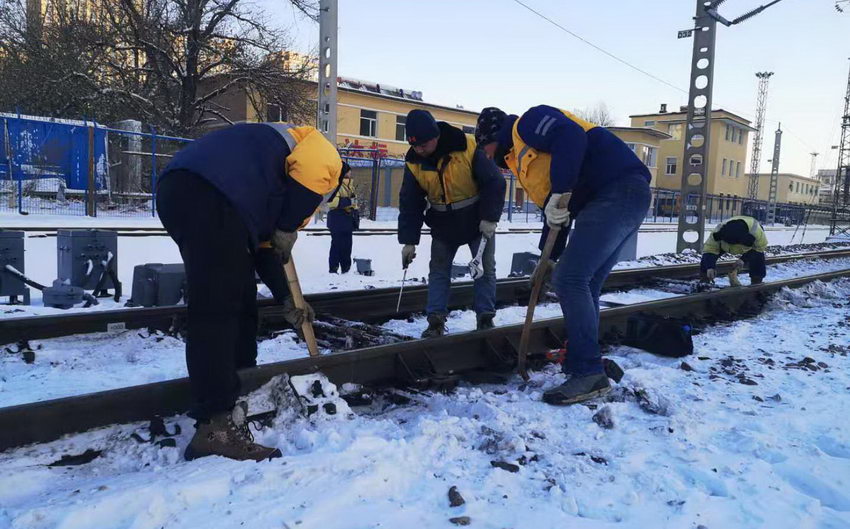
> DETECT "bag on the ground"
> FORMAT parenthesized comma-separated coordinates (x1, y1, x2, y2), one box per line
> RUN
(622, 314, 694, 358)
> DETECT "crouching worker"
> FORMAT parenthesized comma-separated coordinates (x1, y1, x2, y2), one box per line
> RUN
(327, 162, 358, 273)
(700, 215, 767, 286)
(157, 122, 342, 462)
(398, 109, 506, 337)
(477, 105, 651, 405)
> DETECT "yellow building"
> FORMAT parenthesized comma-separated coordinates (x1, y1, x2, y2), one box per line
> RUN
(629, 105, 755, 197)
(607, 127, 672, 187)
(746, 173, 821, 205)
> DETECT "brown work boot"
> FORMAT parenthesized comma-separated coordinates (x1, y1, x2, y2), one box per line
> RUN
(184, 402, 282, 462)
(421, 313, 447, 338)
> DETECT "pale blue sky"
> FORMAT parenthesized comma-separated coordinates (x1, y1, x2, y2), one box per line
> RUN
(266, 0, 849, 177)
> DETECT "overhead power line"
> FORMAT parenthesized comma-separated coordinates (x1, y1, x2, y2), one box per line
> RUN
(510, 0, 688, 95)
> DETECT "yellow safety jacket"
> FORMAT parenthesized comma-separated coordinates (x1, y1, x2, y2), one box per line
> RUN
(328, 180, 356, 211)
(406, 134, 479, 210)
(704, 216, 768, 255)
(503, 109, 596, 208)
(266, 123, 342, 229)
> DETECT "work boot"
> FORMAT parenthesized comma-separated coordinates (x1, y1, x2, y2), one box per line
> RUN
(476, 312, 495, 331)
(184, 402, 282, 462)
(421, 313, 447, 338)
(542, 373, 611, 406)
(750, 276, 764, 285)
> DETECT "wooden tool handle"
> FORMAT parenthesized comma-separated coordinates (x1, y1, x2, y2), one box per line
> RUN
(284, 258, 319, 357)
(517, 193, 571, 380)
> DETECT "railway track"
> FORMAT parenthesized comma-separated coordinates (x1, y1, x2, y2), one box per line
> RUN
(2, 266, 849, 451)
(2, 248, 849, 345)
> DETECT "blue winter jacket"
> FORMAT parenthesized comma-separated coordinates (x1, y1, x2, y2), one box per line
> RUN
(159, 124, 321, 247)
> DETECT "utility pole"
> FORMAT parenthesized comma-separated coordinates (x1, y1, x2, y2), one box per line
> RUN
(831, 59, 850, 235)
(809, 152, 819, 178)
(316, 0, 338, 144)
(747, 72, 773, 199)
(766, 124, 782, 225)
(676, 0, 787, 253)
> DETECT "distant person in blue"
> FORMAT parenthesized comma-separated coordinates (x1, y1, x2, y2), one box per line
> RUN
(157, 122, 343, 462)
(477, 105, 651, 405)
(327, 162, 358, 273)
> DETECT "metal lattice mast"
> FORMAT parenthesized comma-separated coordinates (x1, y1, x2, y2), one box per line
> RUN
(747, 72, 773, 199)
(766, 124, 782, 224)
(676, 0, 788, 253)
(316, 0, 338, 143)
(831, 60, 850, 234)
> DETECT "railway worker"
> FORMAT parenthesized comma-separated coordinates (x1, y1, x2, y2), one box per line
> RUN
(700, 215, 767, 286)
(157, 122, 344, 462)
(475, 105, 651, 405)
(398, 109, 506, 337)
(327, 162, 358, 273)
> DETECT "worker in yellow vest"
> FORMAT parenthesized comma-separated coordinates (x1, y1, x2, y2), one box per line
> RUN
(158, 123, 342, 462)
(476, 105, 651, 405)
(398, 109, 506, 337)
(327, 162, 358, 273)
(701, 215, 768, 286)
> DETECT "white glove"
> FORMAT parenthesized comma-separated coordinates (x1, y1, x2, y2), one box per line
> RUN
(734, 258, 745, 271)
(544, 192, 571, 229)
(401, 244, 416, 268)
(479, 220, 497, 239)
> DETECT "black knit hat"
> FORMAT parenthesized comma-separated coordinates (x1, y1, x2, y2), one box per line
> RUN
(475, 107, 507, 146)
(714, 219, 755, 246)
(406, 109, 440, 146)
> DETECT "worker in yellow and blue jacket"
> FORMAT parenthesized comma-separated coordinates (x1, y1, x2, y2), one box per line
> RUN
(157, 122, 343, 462)
(476, 105, 651, 406)
(398, 109, 506, 337)
(701, 215, 768, 285)
(327, 162, 358, 273)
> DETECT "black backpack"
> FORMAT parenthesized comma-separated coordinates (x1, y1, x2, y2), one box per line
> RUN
(621, 314, 694, 358)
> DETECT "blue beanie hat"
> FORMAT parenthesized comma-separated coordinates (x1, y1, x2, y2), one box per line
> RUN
(405, 109, 440, 146)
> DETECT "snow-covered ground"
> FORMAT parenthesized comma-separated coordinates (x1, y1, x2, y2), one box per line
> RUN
(1, 214, 844, 317)
(3, 255, 849, 409)
(1, 277, 849, 529)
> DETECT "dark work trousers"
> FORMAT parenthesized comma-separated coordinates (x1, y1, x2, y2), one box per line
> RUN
(156, 171, 258, 421)
(328, 229, 353, 273)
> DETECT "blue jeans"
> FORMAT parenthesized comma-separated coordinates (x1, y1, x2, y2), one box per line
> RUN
(553, 175, 651, 376)
(427, 235, 496, 316)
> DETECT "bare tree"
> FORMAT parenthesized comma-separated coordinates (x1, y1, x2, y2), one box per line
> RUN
(0, 0, 319, 135)
(573, 102, 616, 128)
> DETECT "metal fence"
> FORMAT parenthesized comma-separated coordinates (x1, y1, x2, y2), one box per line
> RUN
(1, 114, 191, 218)
(1, 113, 834, 227)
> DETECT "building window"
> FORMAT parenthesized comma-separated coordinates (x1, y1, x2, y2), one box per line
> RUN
(267, 104, 286, 122)
(667, 123, 682, 140)
(643, 146, 657, 168)
(738, 130, 744, 144)
(665, 157, 677, 175)
(462, 125, 476, 135)
(725, 124, 731, 142)
(644, 120, 655, 127)
(360, 109, 377, 137)
(722, 158, 727, 176)
(395, 115, 406, 141)
(736, 161, 741, 178)
(789, 183, 794, 191)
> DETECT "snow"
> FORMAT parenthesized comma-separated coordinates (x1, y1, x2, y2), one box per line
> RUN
(1, 278, 849, 528)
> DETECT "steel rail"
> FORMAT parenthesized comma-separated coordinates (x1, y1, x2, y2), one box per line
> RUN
(1, 266, 849, 451)
(2, 249, 849, 346)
